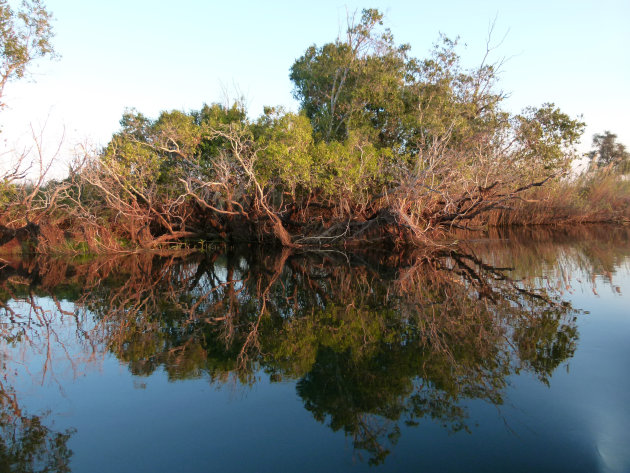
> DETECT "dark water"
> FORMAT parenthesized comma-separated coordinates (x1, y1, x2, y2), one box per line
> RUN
(1, 226, 629, 472)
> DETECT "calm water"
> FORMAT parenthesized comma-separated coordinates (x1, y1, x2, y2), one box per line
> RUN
(1, 226, 629, 472)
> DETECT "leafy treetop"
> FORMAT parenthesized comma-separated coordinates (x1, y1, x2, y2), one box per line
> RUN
(0, 0, 55, 107)
(587, 131, 630, 174)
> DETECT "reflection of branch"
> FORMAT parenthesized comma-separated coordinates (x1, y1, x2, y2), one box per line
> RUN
(237, 248, 291, 370)
(353, 413, 394, 466)
(0, 241, 586, 467)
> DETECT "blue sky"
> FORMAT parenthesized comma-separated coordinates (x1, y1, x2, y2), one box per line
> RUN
(2, 0, 629, 170)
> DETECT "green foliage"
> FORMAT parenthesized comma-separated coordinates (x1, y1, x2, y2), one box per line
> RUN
(153, 110, 202, 158)
(82, 7, 588, 249)
(103, 130, 162, 189)
(101, 99, 389, 208)
(290, 8, 583, 178)
(290, 8, 409, 145)
(0, 0, 55, 104)
(402, 35, 511, 155)
(193, 102, 247, 161)
(311, 132, 386, 198)
(587, 131, 630, 174)
(99, 8, 586, 198)
(0, 179, 17, 204)
(514, 103, 585, 171)
(101, 104, 240, 201)
(253, 108, 314, 192)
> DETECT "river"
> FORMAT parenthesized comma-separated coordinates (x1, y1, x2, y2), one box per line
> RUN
(1, 226, 629, 472)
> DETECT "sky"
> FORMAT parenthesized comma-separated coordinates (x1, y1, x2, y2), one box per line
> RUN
(1, 0, 629, 176)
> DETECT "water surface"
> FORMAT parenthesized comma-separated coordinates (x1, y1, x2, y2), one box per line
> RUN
(1, 226, 629, 472)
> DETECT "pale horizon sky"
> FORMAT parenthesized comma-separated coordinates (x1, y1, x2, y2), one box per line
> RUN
(1, 0, 629, 176)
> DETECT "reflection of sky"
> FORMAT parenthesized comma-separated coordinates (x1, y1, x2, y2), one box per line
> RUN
(505, 257, 630, 473)
(1, 297, 106, 411)
(570, 264, 630, 473)
(595, 409, 629, 473)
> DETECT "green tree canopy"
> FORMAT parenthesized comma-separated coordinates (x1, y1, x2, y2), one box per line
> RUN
(289, 8, 584, 176)
(77, 8, 589, 250)
(290, 9, 409, 146)
(588, 131, 630, 174)
(0, 0, 55, 106)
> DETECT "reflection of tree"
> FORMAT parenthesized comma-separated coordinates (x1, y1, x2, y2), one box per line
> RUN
(0, 381, 74, 473)
(282, 249, 574, 464)
(1, 228, 628, 465)
(459, 225, 630, 291)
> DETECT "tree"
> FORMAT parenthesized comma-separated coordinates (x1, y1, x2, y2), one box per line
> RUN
(587, 131, 630, 173)
(513, 103, 584, 172)
(0, 0, 55, 107)
(290, 9, 409, 145)
(61, 8, 588, 251)
(290, 8, 583, 173)
(0, 0, 57, 248)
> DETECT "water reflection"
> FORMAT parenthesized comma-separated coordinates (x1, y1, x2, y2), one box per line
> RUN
(0, 225, 629, 468)
(0, 371, 74, 472)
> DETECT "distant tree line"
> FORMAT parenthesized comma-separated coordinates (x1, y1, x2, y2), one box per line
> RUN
(588, 131, 630, 174)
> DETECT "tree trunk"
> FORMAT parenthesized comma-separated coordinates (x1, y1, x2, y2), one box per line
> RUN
(0, 222, 40, 247)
